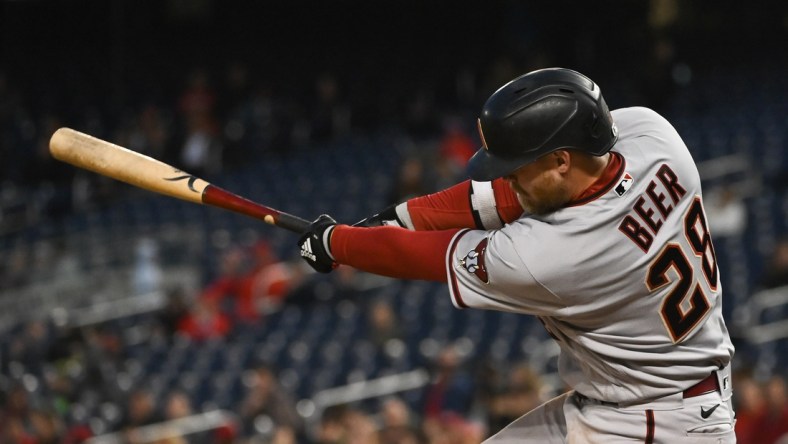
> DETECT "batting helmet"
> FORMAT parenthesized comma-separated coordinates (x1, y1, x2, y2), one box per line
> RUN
(467, 67, 618, 181)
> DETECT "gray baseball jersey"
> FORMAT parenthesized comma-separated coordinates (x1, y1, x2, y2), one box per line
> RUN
(446, 106, 734, 404)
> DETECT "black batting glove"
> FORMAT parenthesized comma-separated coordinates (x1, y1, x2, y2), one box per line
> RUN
(353, 203, 404, 227)
(298, 214, 338, 273)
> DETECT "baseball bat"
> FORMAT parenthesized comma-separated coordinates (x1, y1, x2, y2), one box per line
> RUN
(49, 127, 311, 233)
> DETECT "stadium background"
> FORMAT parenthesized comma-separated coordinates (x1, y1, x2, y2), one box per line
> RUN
(1, 0, 787, 442)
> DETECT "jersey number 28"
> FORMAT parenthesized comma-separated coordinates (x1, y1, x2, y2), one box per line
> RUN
(646, 197, 718, 343)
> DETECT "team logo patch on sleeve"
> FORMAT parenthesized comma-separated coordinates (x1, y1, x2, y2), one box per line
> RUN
(461, 238, 489, 283)
(615, 172, 634, 197)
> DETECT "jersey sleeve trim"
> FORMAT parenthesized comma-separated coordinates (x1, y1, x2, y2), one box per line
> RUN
(446, 229, 472, 309)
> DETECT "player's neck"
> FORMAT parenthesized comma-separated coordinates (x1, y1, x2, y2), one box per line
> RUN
(567, 152, 612, 199)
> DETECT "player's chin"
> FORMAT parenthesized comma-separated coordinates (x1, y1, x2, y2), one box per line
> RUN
(524, 196, 568, 215)
(515, 194, 530, 212)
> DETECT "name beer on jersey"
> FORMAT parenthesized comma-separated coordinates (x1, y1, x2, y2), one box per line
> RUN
(617, 164, 687, 252)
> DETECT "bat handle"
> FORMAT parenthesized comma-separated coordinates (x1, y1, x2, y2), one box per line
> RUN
(201, 185, 311, 234)
(275, 212, 311, 233)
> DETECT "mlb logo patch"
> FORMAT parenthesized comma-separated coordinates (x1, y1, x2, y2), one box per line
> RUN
(615, 173, 634, 197)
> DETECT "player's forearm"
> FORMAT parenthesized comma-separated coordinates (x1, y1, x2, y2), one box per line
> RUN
(330, 225, 459, 282)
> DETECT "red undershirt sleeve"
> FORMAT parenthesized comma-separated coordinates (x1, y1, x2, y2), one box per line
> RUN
(330, 225, 459, 282)
(406, 178, 523, 230)
(491, 179, 526, 224)
(408, 181, 476, 230)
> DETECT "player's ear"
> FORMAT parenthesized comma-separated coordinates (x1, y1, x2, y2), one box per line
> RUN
(553, 150, 571, 173)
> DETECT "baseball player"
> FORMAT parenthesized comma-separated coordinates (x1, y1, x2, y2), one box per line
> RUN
(298, 68, 736, 443)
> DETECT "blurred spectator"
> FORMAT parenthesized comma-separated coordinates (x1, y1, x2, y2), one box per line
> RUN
(46, 370, 77, 420)
(30, 114, 73, 188)
(750, 375, 788, 444)
(70, 169, 122, 212)
(200, 246, 249, 317)
(342, 409, 379, 444)
(1, 416, 37, 444)
(177, 68, 221, 176)
(217, 61, 257, 166)
(403, 83, 441, 140)
(131, 236, 163, 295)
(83, 324, 126, 367)
(422, 411, 485, 444)
(118, 103, 172, 162)
(121, 388, 162, 430)
(45, 326, 90, 381)
(308, 72, 351, 145)
(733, 370, 767, 444)
(479, 56, 519, 103)
(759, 238, 788, 290)
(267, 427, 297, 444)
(434, 117, 477, 187)
(316, 404, 377, 444)
(28, 409, 65, 444)
(63, 424, 94, 444)
(380, 396, 414, 429)
(0, 243, 31, 289)
(421, 344, 476, 421)
(367, 299, 405, 349)
(638, 35, 677, 112)
(246, 241, 303, 315)
(483, 363, 545, 436)
(8, 320, 52, 374)
(213, 423, 239, 444)
(51, 238, 81, 280)
(237, 364, 302, 440)
(1, 384, 32, 422)
(176, 297, 232, 342)
(377, 397, 425, 444)
(315, 405, 347, 444)
(228, 80, 279, 160)
(162, 390, 194, 420)
(156, 287, 191, 340)
(387, 155, 430, 205)
(705, 184, 747, 239)
(377, 425, 425, 444)
(201, 241, 301, 324)
(640, 0, 680, 111)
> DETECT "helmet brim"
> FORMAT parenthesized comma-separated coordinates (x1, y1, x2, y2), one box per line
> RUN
(466, 147, 536, 182)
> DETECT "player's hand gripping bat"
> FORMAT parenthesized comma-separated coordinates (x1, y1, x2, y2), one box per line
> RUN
(49, 127, 311, 233)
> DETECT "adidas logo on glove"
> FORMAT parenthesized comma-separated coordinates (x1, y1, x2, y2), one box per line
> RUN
(300, 237, 318, 262)
(298, 214, 337, 273)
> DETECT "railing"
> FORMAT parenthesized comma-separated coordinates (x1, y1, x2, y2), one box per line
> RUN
(296, 368, 431, 439)
(0, 264, 200, 334)
(733, 285, 788, 344)
(85, 410, 238, 444)
(80, 370, 430, 443)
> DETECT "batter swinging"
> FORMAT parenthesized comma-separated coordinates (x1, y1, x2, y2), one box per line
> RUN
(298, 68, 736, 443)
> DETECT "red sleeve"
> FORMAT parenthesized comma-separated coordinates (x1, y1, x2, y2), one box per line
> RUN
(491, 178, 526, 224)
(407, 181, 476, 230)
(199, 278, 236, 305)
(407, 178, 522, 230)
(330, 225, 459, 282)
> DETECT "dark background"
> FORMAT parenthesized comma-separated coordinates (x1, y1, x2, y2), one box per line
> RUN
(3, 0, 787, 119)
(2, 0, 787, 192)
